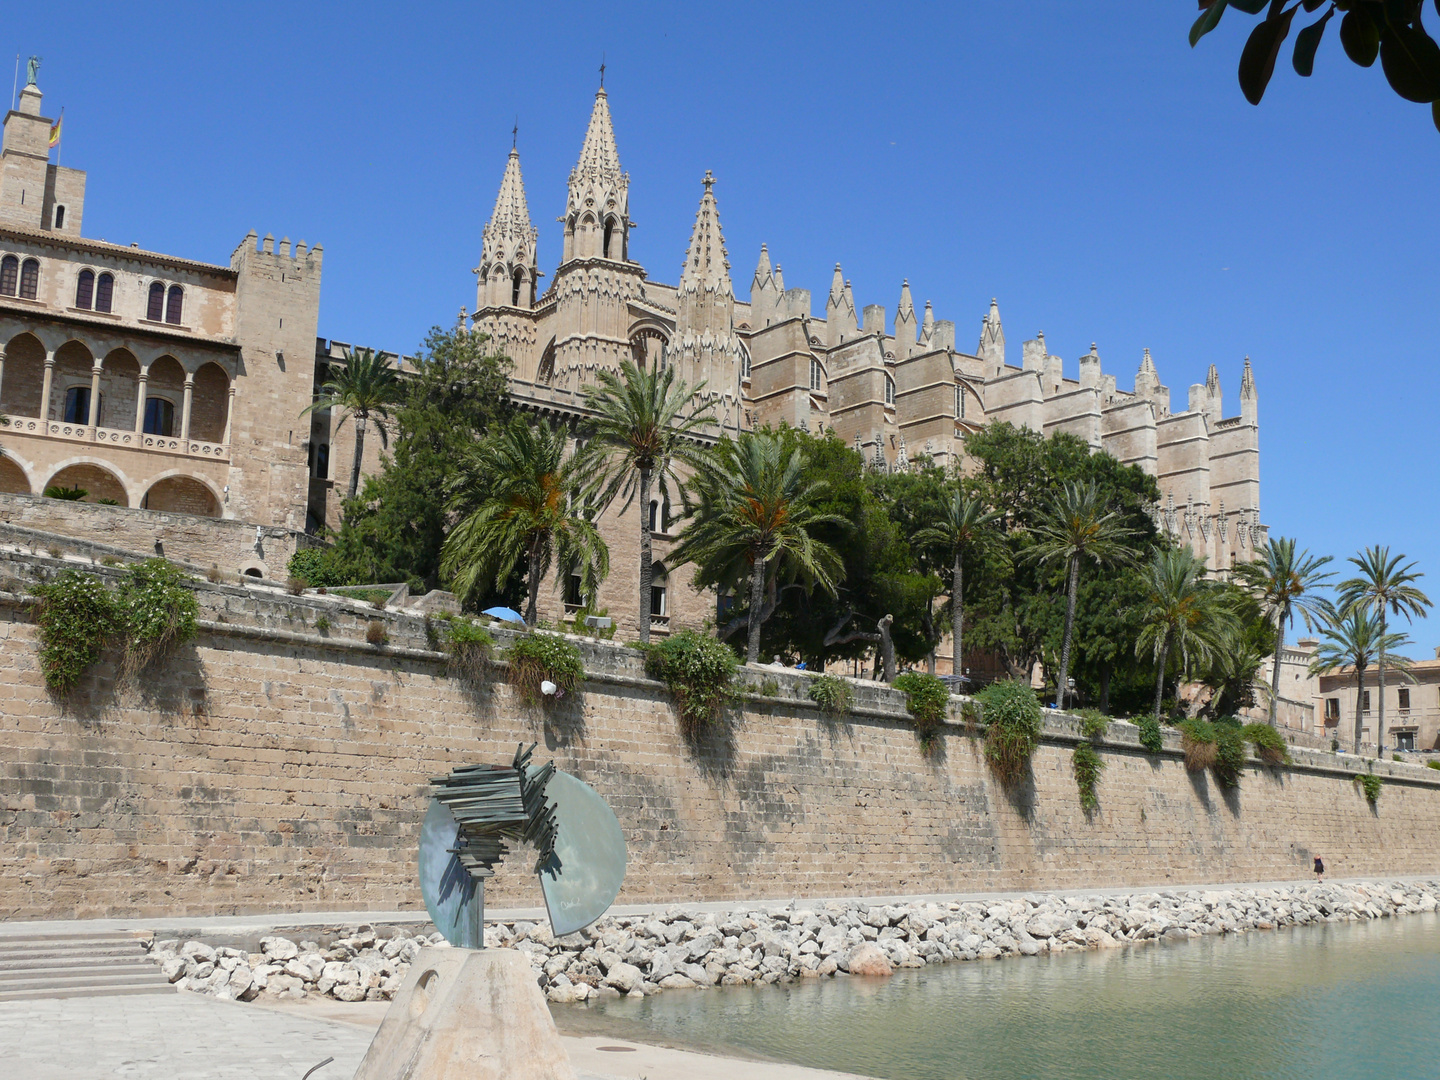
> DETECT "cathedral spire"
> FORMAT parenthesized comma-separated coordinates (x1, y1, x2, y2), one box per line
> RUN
(920, 300, 935, 348)
(751, 243, 779, 326)
(895, 279, 917, 359)
(1241, 356, 1257, 424)
(477, 146, 539, 310)
(826, 264, 856, 345)
(674, 172, 739, 388)
(563, 86, 630, 263)
(977, 297, 1005, 371)
(679, 171, 731, 295)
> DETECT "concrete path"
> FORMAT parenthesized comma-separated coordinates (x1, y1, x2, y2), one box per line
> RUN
(0, 989, 872, 1080)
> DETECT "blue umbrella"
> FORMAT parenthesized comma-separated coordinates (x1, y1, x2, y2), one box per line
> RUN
(482, 606, 527, 625)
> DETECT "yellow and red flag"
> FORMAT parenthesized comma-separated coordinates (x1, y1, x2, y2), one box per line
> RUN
(48, 109, 62, 148)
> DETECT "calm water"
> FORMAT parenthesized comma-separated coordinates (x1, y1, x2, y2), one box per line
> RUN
(569, 914, 1440, 1080)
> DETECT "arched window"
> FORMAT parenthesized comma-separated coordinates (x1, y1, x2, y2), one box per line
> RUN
(311, 442, 330, 479)
(53, 205, 65, 229)
(75, 269, 95, 309)
(165, 284, 184, 324)
(537, 339, 556, 384)
(603, 217, 616, 259)
(143, 397, 175, 436)
(63, 386, 100, 424)
(956, 382, 965, 420)
(146, 281, 165, 321)
(511, 268, 523, 306)
(95, 272, 114, 313)
(19, 258, 39, 299)
(810, 358, 823, 391)
(884, 375, 896, 407)
(0, 255, 16, 296)
(650, 563, 669, 619)
(740, 344, 751, 381)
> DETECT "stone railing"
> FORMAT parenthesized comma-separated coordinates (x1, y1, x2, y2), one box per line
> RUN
(1, 417, 229, 461)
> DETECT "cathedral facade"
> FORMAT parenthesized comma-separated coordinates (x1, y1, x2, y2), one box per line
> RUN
(473, 86, 1266, 633)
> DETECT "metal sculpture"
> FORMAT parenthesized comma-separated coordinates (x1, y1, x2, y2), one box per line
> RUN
(419, 743, 625, 947)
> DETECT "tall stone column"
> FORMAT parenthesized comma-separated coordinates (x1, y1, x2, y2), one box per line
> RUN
(180, 373, 194, 443)
(87, 363, 102, 431)
(135, 370, 149, 433)
(0, 345, 7, 405)
(222, 384, 235, 445)
(38, 350, 55, 432)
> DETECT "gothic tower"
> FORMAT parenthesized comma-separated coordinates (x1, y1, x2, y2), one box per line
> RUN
(473, 145, 541, 370)
(673, 172, 742, 429)
(550, 88, 647, 379)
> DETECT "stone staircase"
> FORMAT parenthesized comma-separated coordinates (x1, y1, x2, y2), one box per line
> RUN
(0, 932, 173, 1001)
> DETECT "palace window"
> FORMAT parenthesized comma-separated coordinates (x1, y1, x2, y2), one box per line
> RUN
(884, 374, 896, 407)
(63, 386, 100, 425)
(0, 255, 16, 295)
(1362, 690, 1371, 713)
(1398, 687, 1410, 711)
(147, 281, 165, 321)
(310, 442, 330, 479)
(650, 563, 669, 619)
(143, 397, 175, 437)
(75, 269, 94, 309)
(565, 572, 584, 610)
(810, 358, 823, 391)
(95, 272, 114, 313)
(165, 284, 184, 324)
(53, 205, 65, 229)
(1324, 698, 1339, 722)
(19, 258, 39, 299)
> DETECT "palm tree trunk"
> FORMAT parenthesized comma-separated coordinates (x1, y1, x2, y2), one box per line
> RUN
(1153, 637, 1171, 721)
(348, 413, 368, 500)
(746, 552, 767, 664)
(638, 465, 653, 646)
(1376, 615, 1387, 753)
(525, 542, 542, 627)
(952, 549, 964, 683)
(1267, 610, 1285, 726)
(1353, 669, 1366, 756)
(1056, 555, 1079, 711)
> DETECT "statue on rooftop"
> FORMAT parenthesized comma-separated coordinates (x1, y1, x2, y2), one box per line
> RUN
(25, 56, 40, 87)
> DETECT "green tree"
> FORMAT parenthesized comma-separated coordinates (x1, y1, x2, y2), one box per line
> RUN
(440, 416, 608, 626)
(669, 431, 844, 664)
(1309, 599, 1414, 754)
(578, 360, 717, 645)
(1196, 585, 1278, 718)
(1233, 536, 1334, 726)
(1338, 546, 1432, 752)
(1026, 480, 1137, 711)
(1134, 547, 1239, 721)
(302, 346, 401, 499)
(914, 489, 998, 680)
(321, 325, 513, 589)
(1191, 0, 1440, 133)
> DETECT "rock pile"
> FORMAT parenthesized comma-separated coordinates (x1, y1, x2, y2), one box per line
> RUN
(150, 879, 1440, 1004)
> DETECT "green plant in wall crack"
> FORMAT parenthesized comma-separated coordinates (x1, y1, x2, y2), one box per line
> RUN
(641, 629, 738, 734)
(1178, 718, 1218, 772)
(445, 618, 495, 682)
(807, 674, 854, 719)
(1358, 770, 1382, 805)
(1135, 715, 1164, 755)
(1072, 741, 1105, 813)
(978, 679, 1043, 784)
(893, 671, 951, 751)
(32, 570, 120, 693)
(1074, 708, 1108, 740)
(1242, 722, 1291, 767)
(114, 559, 198, 676)
(506, 631, 584, 707)
(1211, 717, 1248, 790)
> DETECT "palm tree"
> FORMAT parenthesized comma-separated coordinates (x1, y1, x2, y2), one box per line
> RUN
(1338, 546, 1432, 753)
(669, 432, 844, 664)
(1135, 547, 1238, 721)
(914, 490, 998, 684)
(1232, 537, 1334, 726)
(301, 347, 400, 499)
(1309, 600, 1413, 755)
(1025, 481, 1137, 711)
(440, 416, 608, 626)
(578, 360, 717, 645)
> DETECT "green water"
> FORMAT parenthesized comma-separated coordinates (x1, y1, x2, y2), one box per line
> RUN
(572, 914, 1440, 1079)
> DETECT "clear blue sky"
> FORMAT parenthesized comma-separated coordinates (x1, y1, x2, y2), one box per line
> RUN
(10, 3, 1440, 650)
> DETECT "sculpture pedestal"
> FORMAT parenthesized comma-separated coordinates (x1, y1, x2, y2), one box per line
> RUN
(353, 947, 576, 1080)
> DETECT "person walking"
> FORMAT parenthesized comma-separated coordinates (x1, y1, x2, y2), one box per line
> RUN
(1313, 856, 1325, 883)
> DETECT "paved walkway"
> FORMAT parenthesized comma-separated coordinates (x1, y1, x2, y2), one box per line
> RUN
(0, 988, 869, 1080)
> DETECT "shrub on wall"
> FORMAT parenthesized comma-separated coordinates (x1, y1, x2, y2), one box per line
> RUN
(1178, 719, 1218, 772)
(32, 570, 119, 692)
(1358, 771, 1382, 804)
(286, 548, 348, 589)
(642, 630, 738, 733)
(1072, 742, 1105, 812)
(893, 671, 951, 749)
(1136, 715, 1165, 754)
(1242, 722, 1291, 767)
(978, 679, 1042, 784)
(1074, 708, 1108, 739)
(1211, 717, 1247, 789)
(114, 559, 199, 675)
(445, 618, 495, 681)
(506, 632, 584, 706)
(807, 674, 855, 719)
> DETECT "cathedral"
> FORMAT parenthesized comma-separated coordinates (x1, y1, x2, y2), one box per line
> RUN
(472, 84, 1266, 615)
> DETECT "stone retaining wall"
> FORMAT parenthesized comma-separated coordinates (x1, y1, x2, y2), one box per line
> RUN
(2, 550, 1439, 921)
